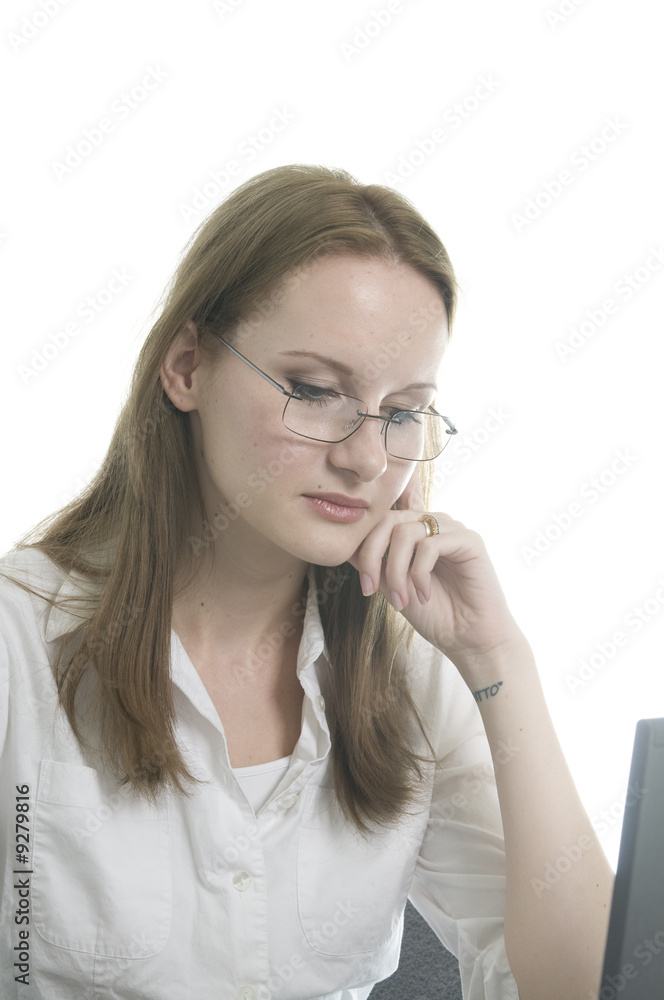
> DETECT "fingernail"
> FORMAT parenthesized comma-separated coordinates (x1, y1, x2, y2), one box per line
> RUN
(416, 588, 427, 605)
(390, 590, 403, 611)
(360, 573, 374, 596)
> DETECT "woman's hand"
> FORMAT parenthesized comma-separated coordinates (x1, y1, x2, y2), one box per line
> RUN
(348, 484, 615, 1000)
(346, 468, 526, 682)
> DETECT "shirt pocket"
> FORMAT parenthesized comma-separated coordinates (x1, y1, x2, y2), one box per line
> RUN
(296, 782, 427, 957)
(32, 759, 171, 958)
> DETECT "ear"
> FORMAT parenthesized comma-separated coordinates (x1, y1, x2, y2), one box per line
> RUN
(160, 320, 202, 413)
(394, 464, 425, 511)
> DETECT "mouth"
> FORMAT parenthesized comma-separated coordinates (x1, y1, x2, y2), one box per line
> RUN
(302, 493, 368, 523)
(304, 493, 369, 508)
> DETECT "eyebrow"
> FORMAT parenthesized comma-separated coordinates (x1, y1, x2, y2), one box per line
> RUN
(278, 350, 438, 392)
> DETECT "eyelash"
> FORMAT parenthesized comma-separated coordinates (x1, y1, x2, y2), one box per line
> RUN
(285, 378, 336, 404)
(284, 378, 425, 417)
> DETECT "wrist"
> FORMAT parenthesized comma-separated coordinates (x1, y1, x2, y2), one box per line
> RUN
(447, 630, 536, 693)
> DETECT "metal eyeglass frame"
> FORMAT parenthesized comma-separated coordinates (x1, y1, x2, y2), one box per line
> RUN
(210, 332, 458, 462)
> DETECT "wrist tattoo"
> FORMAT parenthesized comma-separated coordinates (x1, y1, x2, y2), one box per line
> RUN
(473, 681, 503, 703)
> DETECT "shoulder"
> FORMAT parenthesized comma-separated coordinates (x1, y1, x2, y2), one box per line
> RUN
(0, 549, 72, 755)
(0, 549, 75, 706)
(0, 547, 68, 641)
(0, 546, 105, 647)
(0, 545, 66, 589)
(0, 546, 105, 745)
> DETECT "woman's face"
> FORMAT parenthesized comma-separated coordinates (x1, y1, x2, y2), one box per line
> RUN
(188, 254, 449, 569)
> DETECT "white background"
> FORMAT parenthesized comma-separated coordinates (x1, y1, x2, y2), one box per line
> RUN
(1, 0, 663, 871)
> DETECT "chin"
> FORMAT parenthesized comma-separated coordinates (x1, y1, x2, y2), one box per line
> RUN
(290, 534, 361, 570)
(308, 553, 355, 570)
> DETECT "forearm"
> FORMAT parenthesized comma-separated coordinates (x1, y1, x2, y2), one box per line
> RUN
(451, 634, 614, 1000)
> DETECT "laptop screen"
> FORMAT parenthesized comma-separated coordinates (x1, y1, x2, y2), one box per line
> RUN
(596, 717, 664, 999)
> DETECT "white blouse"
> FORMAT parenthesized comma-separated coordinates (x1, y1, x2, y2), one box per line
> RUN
(234, 756, 293, 814)
(0, 547, 520, 1000)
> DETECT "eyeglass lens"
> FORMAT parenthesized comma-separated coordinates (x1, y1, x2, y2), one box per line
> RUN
(283, 392, 447, 461)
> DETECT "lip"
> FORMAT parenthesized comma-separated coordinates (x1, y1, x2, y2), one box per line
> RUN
(302, 493, 368, 523)
(303, 492, 369, 508)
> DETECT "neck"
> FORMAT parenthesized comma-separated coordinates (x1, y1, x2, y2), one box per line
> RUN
(171, 532, 310, 660)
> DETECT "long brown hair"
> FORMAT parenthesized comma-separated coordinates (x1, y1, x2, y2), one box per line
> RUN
(2, 164, 458, 835)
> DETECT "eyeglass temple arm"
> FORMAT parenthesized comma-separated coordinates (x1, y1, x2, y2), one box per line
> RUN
(211, 332, 457, 429)
(210, 333, 302, 399)
(428, 407, 457, 436)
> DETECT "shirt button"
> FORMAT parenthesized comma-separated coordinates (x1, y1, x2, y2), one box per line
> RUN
(236, 988, 255, 1000)
(316, 695, 326, 713)
(232, 871, 253, 893)
(282, 793, 299, 809)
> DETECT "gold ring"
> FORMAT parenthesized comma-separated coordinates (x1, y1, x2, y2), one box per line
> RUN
(419, 514, 440, 538)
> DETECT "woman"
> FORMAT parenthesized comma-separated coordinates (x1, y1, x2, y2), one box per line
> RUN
(0, 163, 612, 999)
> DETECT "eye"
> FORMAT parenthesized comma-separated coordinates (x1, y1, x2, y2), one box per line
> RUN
(285, 378, 341, 405)
(385, 408, 422, 425)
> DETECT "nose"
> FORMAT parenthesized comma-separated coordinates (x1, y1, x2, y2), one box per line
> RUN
(326, 413, 389, 482)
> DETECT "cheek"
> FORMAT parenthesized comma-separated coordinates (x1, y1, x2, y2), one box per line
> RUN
(233, 423, 317, 498)
(205, 390, 287, 466)
(388, 464, 419, 505)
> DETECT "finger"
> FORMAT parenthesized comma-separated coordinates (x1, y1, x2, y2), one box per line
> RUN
(380, 520, 433, 609)
(406, 526, 479, 602)
(352, 513, 420, 594)
(353, 512, 461, 596)
(376, 516, 471, 607)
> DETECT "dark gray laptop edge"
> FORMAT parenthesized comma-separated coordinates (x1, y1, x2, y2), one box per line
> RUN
(597, 717, 664, 1000)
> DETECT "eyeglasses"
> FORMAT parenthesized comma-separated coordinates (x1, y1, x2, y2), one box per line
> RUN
(210, 333, 457, 462)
